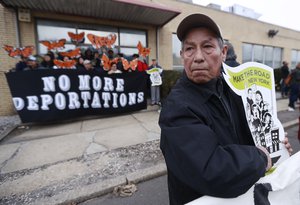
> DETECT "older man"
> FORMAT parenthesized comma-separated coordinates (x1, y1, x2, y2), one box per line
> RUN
(23, 56, 44, 71)
(159, 13, 292, 205)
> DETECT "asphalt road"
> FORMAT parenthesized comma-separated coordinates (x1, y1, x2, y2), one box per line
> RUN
(79, 125, 300, 205)
(79, 175, 169, 205)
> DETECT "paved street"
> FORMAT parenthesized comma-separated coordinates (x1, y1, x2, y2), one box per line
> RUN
(80, 175, 168, 205)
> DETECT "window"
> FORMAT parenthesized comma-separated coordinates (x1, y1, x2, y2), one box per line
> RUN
(120, 29, 146, 47)
(264, 46, 273, 67)
(36, 19, 147, 57)
(291, 50, 300, 69)
(242, 43, 252, 63)
(253, 45, 263, 63)
(273, 47, 282, 68)
(172, 33, 183, 70)
(242, 43, 282, 68)
(37, 21, 76, 54)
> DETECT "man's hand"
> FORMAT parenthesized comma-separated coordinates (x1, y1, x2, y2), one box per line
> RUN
(282, 134, 293, 156)
(257, 146, 272, 171)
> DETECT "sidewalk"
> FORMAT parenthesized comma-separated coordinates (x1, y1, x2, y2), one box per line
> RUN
(0, 98, 299, 205)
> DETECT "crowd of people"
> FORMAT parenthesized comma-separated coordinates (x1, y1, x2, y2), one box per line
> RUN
(11, 47, 164, 105)
(13, 48, 152, 73)
(279, 61, 300, 111)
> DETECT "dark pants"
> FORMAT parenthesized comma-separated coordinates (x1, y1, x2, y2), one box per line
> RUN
(151, 86, 160, 104)
(288, 83, 300, 108)
(280, 79, 289, 97)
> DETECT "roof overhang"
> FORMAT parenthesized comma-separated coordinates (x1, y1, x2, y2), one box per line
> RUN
(0, 0, 181, 26)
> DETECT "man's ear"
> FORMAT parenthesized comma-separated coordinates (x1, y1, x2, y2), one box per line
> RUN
(221, 45, 228, 62)
(180, 50, 183, 58)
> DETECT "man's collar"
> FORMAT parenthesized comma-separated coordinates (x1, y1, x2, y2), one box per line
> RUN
(181, 71, 222, 102)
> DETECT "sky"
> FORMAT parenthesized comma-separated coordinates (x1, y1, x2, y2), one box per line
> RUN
(193, 0, 300, 31)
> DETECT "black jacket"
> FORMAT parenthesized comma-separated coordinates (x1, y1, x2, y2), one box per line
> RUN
(159, 72, 267, 205)
(280, 65, 290, 79)
(224, 59, 240, 67)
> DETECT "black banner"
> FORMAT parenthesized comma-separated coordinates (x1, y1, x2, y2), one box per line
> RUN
(5, 70, 148, 123)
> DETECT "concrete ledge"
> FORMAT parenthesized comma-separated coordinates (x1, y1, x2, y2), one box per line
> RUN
(0, 124, 18, 142)
(33, 176, 127, 205)
(283, 119, 299, 129)
(126, 163, 167, 184)
(31, 163, 167, 205)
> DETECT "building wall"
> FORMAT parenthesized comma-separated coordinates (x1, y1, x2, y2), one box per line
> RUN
(0, 8, 158, 116)
(1, 0, 300, 116)
(0, 5, 18, 115)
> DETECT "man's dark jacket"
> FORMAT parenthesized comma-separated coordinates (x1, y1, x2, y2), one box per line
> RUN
(159, 72, 267, 205)
(280, 65, 289, 79)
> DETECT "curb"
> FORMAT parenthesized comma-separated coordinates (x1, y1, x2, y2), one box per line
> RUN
(31, 163, 167, 205)
(0, 124, 18, 142)
(283, 119, 299, 129)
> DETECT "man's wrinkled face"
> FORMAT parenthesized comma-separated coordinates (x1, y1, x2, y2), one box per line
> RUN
(180, 28, 227, 84)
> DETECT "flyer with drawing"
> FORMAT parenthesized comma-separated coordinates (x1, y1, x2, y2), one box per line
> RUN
(222, 62, 289, 166)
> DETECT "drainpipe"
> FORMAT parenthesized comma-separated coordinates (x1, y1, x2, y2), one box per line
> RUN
(156, 26, 159, 62)
(15, 8, 21, 47)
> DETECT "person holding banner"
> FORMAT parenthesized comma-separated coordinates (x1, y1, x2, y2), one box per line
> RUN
(159, 13, 293, 205)
(23, 56, 45, 71)
(148, 59, 163, 105)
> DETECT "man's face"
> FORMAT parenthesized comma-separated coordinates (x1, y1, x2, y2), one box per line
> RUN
(84, 63, 93, 70)
(111, 64, 117, 71)
(180, 28, 227, 84)
(28, 60, 38, 69)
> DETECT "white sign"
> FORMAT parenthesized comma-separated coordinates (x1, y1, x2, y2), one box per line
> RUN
(18, 8, 31, 22)
(222, 62, 289, 166)
(146, 67, 162, 86)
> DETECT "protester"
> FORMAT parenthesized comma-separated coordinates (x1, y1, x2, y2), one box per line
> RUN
(108, 62, 122, 74)
(280, 61, 290, 98)
(288, 62, 300, 111)
(76, 56, 85, 70)
(107, 49, 115, 60)
(92, 50, 101, 68)
(148, 59, 163, 105)
(63, 56, 70, 62)
(15, 56, 28, 71)
(224, 41, 240, 67)
(116, 53, 125, 72)
(41, 53, 54, 69)
(47, 51, 55, 61)
(23, 56, 44, 71)
(159, 13, 293, 205)
(84, 48, 93, 60)
(133, 54, 148, 72)
(82, 59, 94, 71)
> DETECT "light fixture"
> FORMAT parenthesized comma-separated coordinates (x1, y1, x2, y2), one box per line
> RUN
(268, 30, 279, 38)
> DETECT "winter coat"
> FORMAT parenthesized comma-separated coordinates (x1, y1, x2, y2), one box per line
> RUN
(159, 72, 268, 205)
